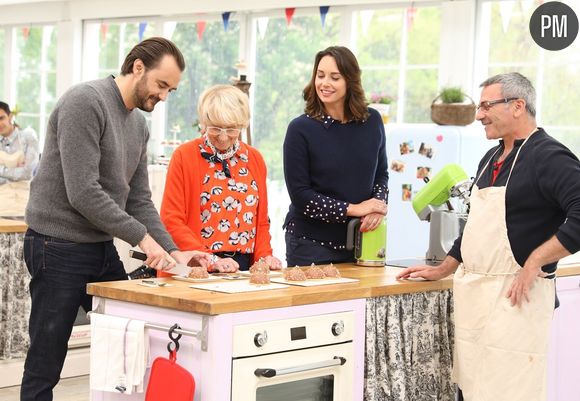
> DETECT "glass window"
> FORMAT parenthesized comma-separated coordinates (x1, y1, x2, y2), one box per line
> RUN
(355, 6, 441, 123)
(165, 19, 240, 152)
(12, 25, 57, 143)
(98, 22, 156, 78)
(478, 1, 580, 154)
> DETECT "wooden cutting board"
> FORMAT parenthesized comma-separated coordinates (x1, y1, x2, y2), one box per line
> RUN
(188, 281, 289, 293)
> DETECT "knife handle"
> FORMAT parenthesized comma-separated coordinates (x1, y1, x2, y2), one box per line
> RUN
(129, 250, 147, 261)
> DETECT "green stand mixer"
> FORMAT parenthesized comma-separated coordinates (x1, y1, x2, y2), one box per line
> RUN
(413, 163, 471, 262)
(387, 163, 471, 268)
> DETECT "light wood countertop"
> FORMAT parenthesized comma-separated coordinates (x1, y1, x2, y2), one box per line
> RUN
(0, 218, 27, 233)
(86, 263, 580, 316)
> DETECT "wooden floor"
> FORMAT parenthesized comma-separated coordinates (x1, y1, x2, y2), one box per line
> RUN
(0, 375, 90, 401)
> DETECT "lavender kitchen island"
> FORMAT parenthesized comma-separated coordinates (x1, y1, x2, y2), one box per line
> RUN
(87, 263, 580, 401)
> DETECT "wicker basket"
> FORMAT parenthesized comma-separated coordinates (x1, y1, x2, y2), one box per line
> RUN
(431, 94, 476, 126)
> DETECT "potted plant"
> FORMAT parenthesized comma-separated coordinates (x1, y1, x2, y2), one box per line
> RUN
(368, 92, 395, 124)
(431, 87, 476, 126)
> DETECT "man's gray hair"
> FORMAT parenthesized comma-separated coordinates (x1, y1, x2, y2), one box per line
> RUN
(480, 72, 536, 117)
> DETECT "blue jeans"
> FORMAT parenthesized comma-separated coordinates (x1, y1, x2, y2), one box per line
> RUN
(20, 229, 127, 401)
(285, 231, 355, 266)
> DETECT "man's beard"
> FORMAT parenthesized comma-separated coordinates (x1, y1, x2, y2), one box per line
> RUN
(133, 74, 160, 112)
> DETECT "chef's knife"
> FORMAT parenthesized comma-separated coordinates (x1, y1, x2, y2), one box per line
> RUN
(129, 250, 193, 277)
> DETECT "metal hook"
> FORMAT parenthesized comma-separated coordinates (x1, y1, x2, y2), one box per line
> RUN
(167, 323, 182, 354)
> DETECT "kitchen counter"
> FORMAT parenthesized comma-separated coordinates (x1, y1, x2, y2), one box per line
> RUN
(86, 263, 580, 316)
(0, 218, 27, 233)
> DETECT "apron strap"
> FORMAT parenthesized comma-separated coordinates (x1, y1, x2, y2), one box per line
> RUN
(505, 128, 537, 187)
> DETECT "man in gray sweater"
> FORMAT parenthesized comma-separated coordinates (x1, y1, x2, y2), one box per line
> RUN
(21, 37, 209, 401)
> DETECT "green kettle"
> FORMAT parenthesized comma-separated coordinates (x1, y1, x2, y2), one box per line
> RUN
(346, 217, 387, 266)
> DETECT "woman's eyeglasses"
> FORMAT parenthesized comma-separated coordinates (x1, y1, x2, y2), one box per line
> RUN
(206, 126, 242, 138)
(476, 97, 519, 112)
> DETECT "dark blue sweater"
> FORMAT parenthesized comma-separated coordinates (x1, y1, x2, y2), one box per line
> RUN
(283, 108, 389, 245)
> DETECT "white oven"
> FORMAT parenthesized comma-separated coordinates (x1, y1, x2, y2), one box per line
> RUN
(231, 311, 355, 401)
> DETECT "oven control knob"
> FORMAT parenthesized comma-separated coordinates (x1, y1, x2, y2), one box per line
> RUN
(254, 331, 268, 347)
(331, 321, 344, 336)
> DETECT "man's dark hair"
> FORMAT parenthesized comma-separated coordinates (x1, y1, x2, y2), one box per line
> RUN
(0, 101, 11, 115)
(120, 37, 185, 75)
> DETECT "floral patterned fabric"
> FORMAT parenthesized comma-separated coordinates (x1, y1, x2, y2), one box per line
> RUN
(365, 290, 455, 401)
(199, 140, 259, 254)
(0, 232, 30, 359)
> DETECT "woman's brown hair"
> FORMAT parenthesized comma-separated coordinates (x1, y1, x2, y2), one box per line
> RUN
(303, 46, 369, 122)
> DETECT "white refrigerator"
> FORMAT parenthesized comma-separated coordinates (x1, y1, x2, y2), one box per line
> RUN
(384, 123, 491, 261)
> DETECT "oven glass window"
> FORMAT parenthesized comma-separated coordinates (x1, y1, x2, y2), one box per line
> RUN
(256, 375, 334, 401)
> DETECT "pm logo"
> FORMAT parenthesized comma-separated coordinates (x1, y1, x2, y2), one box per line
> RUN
(530, 1, 578, 50)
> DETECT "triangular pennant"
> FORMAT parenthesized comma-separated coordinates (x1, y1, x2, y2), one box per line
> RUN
(520, 0, 534, 15)
(138, 22, 147, 42)
(222, 12, 232, 32)
(406, 7, 418, 31)
(285, 8, 296, 27)
(100, 23, 108, 43)
(257, 17, 269, 39)
(197, 21, 206, 40)
(499, 0, 515, 32)
(359, 10, 374, 36)
(319, 6, 330, 27)
(165, 22, 177, 40)
(22, 26, 30, 41)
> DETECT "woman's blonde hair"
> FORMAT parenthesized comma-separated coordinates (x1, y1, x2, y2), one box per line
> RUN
(197, 85, 250, 129)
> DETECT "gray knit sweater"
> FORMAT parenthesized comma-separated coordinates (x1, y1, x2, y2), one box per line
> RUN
(26, 76, 177, 251)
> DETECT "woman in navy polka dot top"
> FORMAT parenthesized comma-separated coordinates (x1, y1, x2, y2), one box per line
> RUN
(283, 46, 389, 266)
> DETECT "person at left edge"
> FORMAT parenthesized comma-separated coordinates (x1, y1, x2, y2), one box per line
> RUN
(0, 101, 39, 185)
(21, 37, 212, 401)
(0, 101, 39, 217)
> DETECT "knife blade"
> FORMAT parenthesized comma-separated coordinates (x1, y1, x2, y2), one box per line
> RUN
(129, 250, 193, 277)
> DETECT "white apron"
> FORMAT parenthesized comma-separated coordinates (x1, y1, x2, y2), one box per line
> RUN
(453, 134, 555, 401)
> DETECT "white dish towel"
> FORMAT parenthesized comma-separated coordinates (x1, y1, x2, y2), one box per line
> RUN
(89, 313, 149, 394)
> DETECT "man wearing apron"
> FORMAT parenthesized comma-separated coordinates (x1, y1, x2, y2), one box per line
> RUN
(397, 72, 580, 401)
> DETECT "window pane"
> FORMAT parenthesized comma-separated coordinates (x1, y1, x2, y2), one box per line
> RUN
(488, 2, 539, 63)
(166, 19, 240, 151)
(404, 68, 438, 123)
(16, 71, 41, 114)
(356, 10, 403, 66)
(15, 115, 39, 134)
(407, 7, 440, 65)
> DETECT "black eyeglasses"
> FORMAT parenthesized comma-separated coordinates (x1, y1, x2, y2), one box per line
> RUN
(476, 97, 519, 112)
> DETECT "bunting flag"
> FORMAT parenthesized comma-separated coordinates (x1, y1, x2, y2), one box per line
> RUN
(257, 17, 269, 39)
(285, 8, 296, 26)
(22, 26, 30, 41)
(197, 21, 206, 40)
(406, 7, 418, 31)
(222, 12, 232, 32)
(499, 0, 515, 32)
(100, 23, 108, 43)
(520, 0, 535, 15)
(164, 22, 177, 40)
(138, 22, 147, 42)
(319, 6, 330, 27)
(359, 10, 374, 36)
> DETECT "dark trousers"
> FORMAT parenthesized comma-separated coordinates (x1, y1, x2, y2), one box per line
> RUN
(20, 229, 127, 401)
(285, 231, 355, 266)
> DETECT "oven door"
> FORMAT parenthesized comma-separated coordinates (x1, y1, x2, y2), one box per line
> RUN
(231, 341, 353, 401)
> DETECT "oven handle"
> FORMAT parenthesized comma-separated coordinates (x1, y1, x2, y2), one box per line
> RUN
(254, 356, 346, 378)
